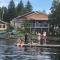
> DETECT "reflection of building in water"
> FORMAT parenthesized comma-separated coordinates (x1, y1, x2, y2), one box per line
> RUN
(36, 55, 51, 60)
(3, 47, 13, 60)
(35, 47, 52, 60)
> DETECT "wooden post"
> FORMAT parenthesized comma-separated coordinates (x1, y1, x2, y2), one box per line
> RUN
(30, 23, 31, 33)
(48, 24, 49, 32)
(41, 28, 42, 32)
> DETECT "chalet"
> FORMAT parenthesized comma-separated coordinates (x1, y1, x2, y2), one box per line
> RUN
(0, 20, 8, 31)
(11, 11, 49, 33)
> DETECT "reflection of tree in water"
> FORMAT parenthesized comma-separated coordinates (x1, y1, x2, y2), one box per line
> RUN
(5, 40, 14, 45)
(24, 46, 44, 55)
(4, 56, 12, 60)
(51, 48, 60, 60)
(3, 46, 13, 60)
(56, 55, 60, 60)
(35, 47, 44, 55)
(51, 54, 60, 60)
(3, 39, 15, 60)
(4, 47, 13, 54)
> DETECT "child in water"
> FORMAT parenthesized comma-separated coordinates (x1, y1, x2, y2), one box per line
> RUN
(16, 37, 24, 47)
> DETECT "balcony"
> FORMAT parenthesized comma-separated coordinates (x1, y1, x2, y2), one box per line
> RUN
(26, 23, 48, 28)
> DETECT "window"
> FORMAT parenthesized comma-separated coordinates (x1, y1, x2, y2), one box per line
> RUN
(3, 25, 5, 28)
(0, 25, 1, 28)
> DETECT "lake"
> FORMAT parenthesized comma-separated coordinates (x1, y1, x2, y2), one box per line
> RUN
(0, 39, 60, 60)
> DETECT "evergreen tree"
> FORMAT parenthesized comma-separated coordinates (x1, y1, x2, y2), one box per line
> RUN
(16, 0, 24, 16)
(7, 0, 16, 23)
(24, 0, 32, 13)
(2, 7, 8, 22)
(0, 7, 2, 20)
(0, 7, 7, 21)
(49, 0, 60, 26)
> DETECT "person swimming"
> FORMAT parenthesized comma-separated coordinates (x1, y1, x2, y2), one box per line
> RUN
(16, 37, 24, 47)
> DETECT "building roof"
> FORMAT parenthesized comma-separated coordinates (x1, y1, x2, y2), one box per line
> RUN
(0, 20, 8, 24)
(14, 11, 48, 21)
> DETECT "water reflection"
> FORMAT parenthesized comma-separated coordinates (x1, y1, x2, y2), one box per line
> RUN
(0, 39, 60, 60)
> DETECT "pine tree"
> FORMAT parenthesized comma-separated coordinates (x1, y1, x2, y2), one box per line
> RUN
(24, 0, 32, 13)
(7, 0, 16, 23)
(0, 7, 2, 20)
(49, 0, 60, 26)
(16, 0, 24, 16)
(0, 7, 7, 21)
(2, 7, 8, 22)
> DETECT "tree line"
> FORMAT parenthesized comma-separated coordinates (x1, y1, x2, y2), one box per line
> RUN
(49, 0, 60, 27)
(0, 0, 32, 23)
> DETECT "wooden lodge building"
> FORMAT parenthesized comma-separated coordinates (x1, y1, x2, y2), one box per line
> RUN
(11, 11, 49, 33)
(0, 20, 8, 31)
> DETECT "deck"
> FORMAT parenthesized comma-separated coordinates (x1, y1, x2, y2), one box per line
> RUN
(21, 44, 60, 48)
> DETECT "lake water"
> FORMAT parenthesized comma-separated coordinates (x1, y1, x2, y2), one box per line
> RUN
(0, 39, 60, 60)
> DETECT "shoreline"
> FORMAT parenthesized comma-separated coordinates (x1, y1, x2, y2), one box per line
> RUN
(0, 36, 60, 42)
(48, 36, 60, 41)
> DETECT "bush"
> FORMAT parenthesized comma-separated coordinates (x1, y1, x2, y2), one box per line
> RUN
(48, 31, 60, 37)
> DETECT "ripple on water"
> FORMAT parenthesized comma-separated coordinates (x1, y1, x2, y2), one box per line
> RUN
(0, 39, 60, 60)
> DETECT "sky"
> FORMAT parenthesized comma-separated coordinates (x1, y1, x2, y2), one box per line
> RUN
(0, 0, 52, 14)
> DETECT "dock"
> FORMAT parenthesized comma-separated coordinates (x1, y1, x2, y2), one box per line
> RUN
(18, 44, 60, 48)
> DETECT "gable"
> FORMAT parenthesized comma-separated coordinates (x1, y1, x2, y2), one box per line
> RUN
(25, 12, 48, 20)
(15, 11, 48, 21)
(0, 20, 7, 24)
(20, 12, 48, 20)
